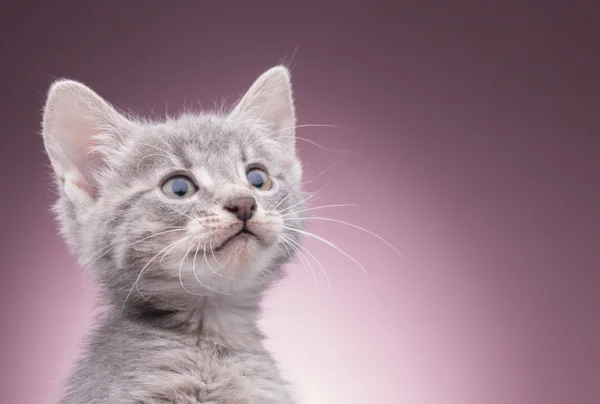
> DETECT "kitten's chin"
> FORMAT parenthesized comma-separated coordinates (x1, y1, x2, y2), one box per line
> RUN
(217, 233, 268, 270)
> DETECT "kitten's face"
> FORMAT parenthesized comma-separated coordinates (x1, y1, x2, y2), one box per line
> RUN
(42, 67, 304, 306)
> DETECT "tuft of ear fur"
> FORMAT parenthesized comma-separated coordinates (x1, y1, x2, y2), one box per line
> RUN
(42, 80, 132, 205)
(230, 66, 296, 151)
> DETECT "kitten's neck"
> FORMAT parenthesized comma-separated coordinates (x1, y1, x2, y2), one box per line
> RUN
(119, 295, 265, 352)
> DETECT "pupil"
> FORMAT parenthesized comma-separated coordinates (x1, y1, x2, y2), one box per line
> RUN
(249, 171, 264, 188)
(172, 179, 189, 196)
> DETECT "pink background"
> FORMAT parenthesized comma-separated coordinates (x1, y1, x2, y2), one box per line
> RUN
(1, 2, 599, 403)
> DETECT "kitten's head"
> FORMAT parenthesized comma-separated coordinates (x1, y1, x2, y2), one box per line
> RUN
(42, 66, 305, 308)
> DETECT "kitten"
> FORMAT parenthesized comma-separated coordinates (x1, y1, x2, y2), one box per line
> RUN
(42, 66, 305, 403)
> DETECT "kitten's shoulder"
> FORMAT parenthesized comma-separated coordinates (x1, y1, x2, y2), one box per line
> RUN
(60, 312, 182, 403)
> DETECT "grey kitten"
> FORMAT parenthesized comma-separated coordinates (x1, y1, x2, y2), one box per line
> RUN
(42, 66, 306, 403)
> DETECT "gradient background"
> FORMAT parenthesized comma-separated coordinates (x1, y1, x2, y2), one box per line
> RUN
(1, 1, 599, 403)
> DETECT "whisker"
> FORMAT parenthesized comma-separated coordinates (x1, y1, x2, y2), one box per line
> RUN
(266, 123, 354, 138)
(122, 235, 193, 311)
(277, 234, 318, 292)
(281, 204, 358, 218)
(248, 123, 353, 151)
(281, 233, 329, 291)
(274, 135, 350, 153)
(147, 235, 197, 295)
(203, 241, 247, 283)
(209, 240, 224, 268)
(87, 228, 187, 267)
(278, 182, 328, 214)
(276, 235, 295, 261)
(304, 157, 346, 185)
(190, 241, 210, 297)
(159, 232, 194, 265)
(178, 238, 207, 296)
(175, 210, 203, 225)
(207, 240, 248, 284)
(283, 226, 369, 286)
(292, 217, 406, 261)
(198, 246, 235, 295)
(273, 192, 292, 210)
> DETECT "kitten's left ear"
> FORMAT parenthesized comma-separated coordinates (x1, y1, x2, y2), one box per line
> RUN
(230, 66, 296, 151)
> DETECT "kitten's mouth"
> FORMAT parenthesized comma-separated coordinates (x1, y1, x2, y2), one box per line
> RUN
(212, 229, 258, 252)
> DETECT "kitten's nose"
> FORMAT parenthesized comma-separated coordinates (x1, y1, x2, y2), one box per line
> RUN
(224, 196, 257, 222)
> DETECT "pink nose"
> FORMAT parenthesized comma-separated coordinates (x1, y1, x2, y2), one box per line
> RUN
(224, 196, 256, 222)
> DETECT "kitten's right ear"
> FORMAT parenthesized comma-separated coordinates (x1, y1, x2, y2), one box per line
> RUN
(42, 80, 131, 205)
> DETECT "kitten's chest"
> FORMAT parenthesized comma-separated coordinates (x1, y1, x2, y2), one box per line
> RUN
(133, 343, 292, 404)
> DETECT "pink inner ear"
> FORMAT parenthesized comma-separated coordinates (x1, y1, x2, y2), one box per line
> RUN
(54, 116, 104, 196)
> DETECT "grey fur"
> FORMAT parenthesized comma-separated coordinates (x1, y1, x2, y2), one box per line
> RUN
(42, 66, 306, 403)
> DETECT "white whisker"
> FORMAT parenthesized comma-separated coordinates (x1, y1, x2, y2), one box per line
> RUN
(175, 210, 201, 224)
(277, 236, 295, 261)
(248, 123, 353, 151)
(283, 226, 369, 286)
(266, 123, 354, 138)
(278, 182, 328, 214)
(274, 135, 350, 153)
(292, 217, 406, 261)
(87, 228, 187, 267)
(159, 233, 194, 265)
(209, 240, 224, 269)
(282, 233, 330, 292)
(273, 192, 292, 210)
(190, 241, 210, 297)
(281, 204, 358, 218)
(178, 238, 207, 296)
(304, 157, 346, 185)
(203, 241, 246, 283)
(122, 234, 193, 311)
(277, 234, 318, 292)
(197, 246, 235, 295)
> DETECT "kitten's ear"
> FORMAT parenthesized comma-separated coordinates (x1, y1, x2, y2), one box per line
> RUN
(230, 66, 296, 151)
(42, 80, 131, 205)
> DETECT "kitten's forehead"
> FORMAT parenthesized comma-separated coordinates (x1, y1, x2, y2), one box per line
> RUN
(159, 114, 242, 153)
(119, 113, 290, 188)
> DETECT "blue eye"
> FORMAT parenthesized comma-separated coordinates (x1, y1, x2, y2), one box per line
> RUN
(247, 168, 272, 190)
(161, 175, 197, 199)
